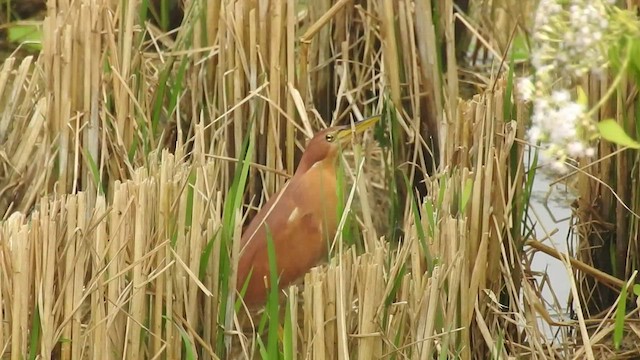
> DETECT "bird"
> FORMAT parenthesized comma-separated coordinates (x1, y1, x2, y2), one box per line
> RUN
(236, 115, 380, 307)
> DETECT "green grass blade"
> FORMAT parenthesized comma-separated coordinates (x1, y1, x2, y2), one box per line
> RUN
(257, 336, 269, 359)
(160, 0, 171, 31)
(28, 304, 41, 360)
(175, 322, 196, 360)
(185, 171, 196, 228)
(503, 52, 515, 122)
(614, 281, 628, 349)
(216, 120, 255, 354)
(83, 148, 105, 195)
(401, 172, 432, 270)
(492, 329, 505, 360)
(460, 178, 473, 214)
(235, 268, 253, 313)
(336, 152, 355, 249)
(282, 296, 294, 360)
(265, 226, 280, 359)
(198, 229, 220, 280)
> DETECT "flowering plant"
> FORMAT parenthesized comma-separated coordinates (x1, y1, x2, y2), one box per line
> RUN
(520, 0, 640, 172)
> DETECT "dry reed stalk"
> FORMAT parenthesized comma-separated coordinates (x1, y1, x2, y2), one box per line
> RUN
(158, 152, 181, 359)
(0, 224, 6, 352)
(417, 266, 441, 360)
(247, 6, 259, 204)
(286, 0, 296, 175)
(564, 56, 640, 355)
(295, 77, 542, 358)
(266, 0, 283, 196)
(354, 147, 378, 251)
(444, 0, 460, 121)
(114, 0, 137, 152)
(334, 250, 351, 360)
(126, 174, 147, 359)
(0, 57, 50, 217)
(0, 0, 577, 358)
(224, 208, 243, 353)
(380, 0, 401, 107)
(107, 181, 130, 358)
(323, 265, 337, 359)
(302, 269, 313, 358)
(204, 200, 224, 358)
(231, 0, 246, 172)
(288, 286, 299, 358)
(359, 248, 385, 358)
(0, 58, 28, 139)
(186, 129, 205, 332)
(9, 214, 29, 360)
(0, 153, 231, 358)
(60, 195, 76, 359)
(444, 218, 464, 355)
(74, 194, 87, 359)
(82, 2, 103, 208)
(563, 252, 596, 360)
(90, 196, 108, 359)
(415, 0, 444, 128)
(171, 170, 189, 359)
(311, 268, 326, 360)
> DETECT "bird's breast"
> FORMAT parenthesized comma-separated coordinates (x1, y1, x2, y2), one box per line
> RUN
(298, 161, 339, 237)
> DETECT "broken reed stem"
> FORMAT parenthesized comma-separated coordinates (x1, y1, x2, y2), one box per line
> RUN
(0, 0, 596, 358)
(527, 239, 625, 290)
(0, 82, 564, 359)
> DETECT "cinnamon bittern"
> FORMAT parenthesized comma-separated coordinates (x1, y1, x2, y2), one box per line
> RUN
(237, 115, 380, 307)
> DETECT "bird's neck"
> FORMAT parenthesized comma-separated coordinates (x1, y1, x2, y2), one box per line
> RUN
(296, 154, 338, 176)
(297, 156, 340, 240)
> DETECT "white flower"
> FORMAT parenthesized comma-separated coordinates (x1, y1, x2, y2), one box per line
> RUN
(528, 126, 542, 142)
(523, 0, 616, 173)
(551, 160, 568, 173)
(551, 89, 571, 104)
(557, 102, 584, 124)
(518, 77, 535, 101)
(567, 141, 585, 156)
(585, 147, 596, 157)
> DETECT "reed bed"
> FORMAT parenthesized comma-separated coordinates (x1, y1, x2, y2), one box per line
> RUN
(0, 90, 559, 359)
(2, 0, 639, 358)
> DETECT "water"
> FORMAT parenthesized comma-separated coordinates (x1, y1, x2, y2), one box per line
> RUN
(528, 163, 576, 339)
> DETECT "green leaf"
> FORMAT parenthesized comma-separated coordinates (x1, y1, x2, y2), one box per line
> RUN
(510, 34, 530, 62)
(29, 304, 41, 360)
(265, 227, 280, 359)
(282, 298, 294, 360)
(633, 284, 640, 297)
(373, 117, 390, 147)
(577, 86, 588, 107)
(401, 173, 432, 270)
(174, 321, 196, 360)
(460, 178, 473, 213)
(614, 282, 628, 350)
(597, 119, 640, 149)
(185, 171, 196, 228)
(198, 229, 219, 280)
(7, 24, 43, 50)
(629, 36, 640, 75)
(503, 53, 515, 121)
(83, 148, 105, 195)
(216, 121, 255, 354)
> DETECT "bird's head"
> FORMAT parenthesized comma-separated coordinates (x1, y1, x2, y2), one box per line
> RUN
(298, 115, 380, 173)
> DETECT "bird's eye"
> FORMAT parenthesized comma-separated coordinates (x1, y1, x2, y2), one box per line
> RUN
(325, 134, 335, 142)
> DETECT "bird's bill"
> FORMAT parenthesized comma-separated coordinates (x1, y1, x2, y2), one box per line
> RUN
(337, 115, 381, 141)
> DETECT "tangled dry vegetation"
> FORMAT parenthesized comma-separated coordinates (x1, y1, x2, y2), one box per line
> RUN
(1, 0, 640, 359)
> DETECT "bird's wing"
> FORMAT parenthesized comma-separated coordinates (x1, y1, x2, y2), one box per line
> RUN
(237, 185, 327, 306)
(240, 182, 294, 249)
